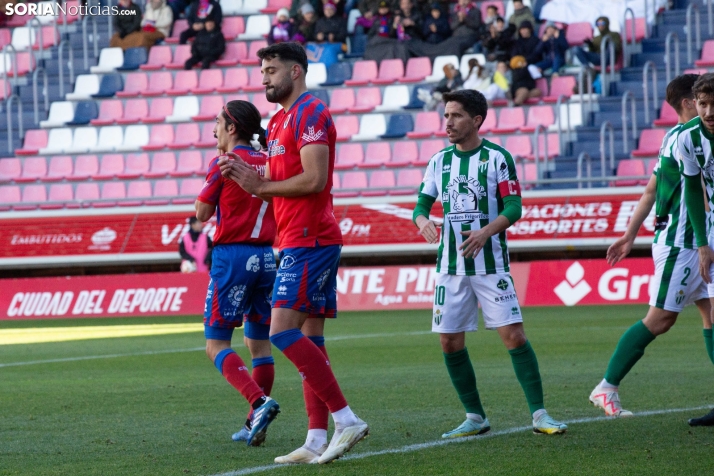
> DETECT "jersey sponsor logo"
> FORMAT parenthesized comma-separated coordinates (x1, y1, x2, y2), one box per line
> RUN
(497, 279, 509, 290)
(279, 272, 297, 282)
(277, 285, 288, 295)
(317, 269, 331, 290)
(553, 262, 592, 306)
(264, 252, 276, 270)
(280, 255, 296, 269)
(311, 292, 325, 302)
(267, 139, 285, 157)
(443, 175, 487, 223)
(228, 285, 246, 308)
(495, 293, 517, 303)
(675, 289, 686, 305)
(433, 308, 442, 325)
(246, 255, 260, 272)
(301, 126, 324, 143)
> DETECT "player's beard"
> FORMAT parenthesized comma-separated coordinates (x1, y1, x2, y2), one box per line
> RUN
(265, 76, 293, 103)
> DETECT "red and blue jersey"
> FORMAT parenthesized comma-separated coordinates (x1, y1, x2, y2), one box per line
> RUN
(197, 145, 276, 246)
(266, 92, 343, 250)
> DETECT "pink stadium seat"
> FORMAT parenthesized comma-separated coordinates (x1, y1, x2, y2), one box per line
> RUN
(123, 180, 152, 206)
(614, 159, 646, 186)
(696, 40, 714, 67)
(332, 172, 340, 190)
(345, 60, 378, 86)
(167, 69, 198, 95)
(166, 44, 192, 69)
(117, 98, 149, 125)
(401, 57, 431, 83)
(363, 170, 395, 196)
(335, 143, 364, 170)
(16, 129, 48, 156)
(116, 72, 148, 98)
(336, 171, 367, 197)
(363, 142, 391, 168)
(216, 42, 248, 67)
(240, 40, 267, 66)
(218, 67, 248, 92)
(166, 19, 188, 44)
(493, 107, 525, 134)
(46, 155, 73, 181)
(684, 68, 708, 74)
(565, 22, 593, 46)
(373, 59, 404, 85)
(100, 182, 127, 206)
(348, 87, 381, 113)
(335, 115, 359, 141)
(179, 178, 204, 197)
(521, 163, 538, 189)
(544, 76, 576, 102)
(505, 135, 532, 159)
(141, 45, 172, 70)
(91, 100, 123, 126)
(195, 123, 216, 148)
(222, 16, 245, 40)
(527, 133, 560, 160)
(645, 158, 657, 176)
(488, 136, 502, 146)
(33, 26, 58, 50)
(203, 149, 217, 171)
(528, 77, 548, 103)
(145, 152, 176, 177)
(329, 88, 355, 115)
(390, 141, 418, 167)
(480, 0, 504, 17)
(75, 182, 100, 206)
(0, 78, 10, 100)
(168, 123, 200, 150)
(172, 151, 203, 177)
(16, 156, 47, 182)
(142, 124, 175, 151)
(0, 185, 21, 210)
(253, 93, 276, 117)
(0, 158, 21, 182)
(142, 71, 173, 97)
(521, 105, 555, 132)
(225, 93, 249, 103)
(144, 97, 174, 123)
(95, 154, 125, 180)
(632, 129, 667, 157)
(261, 0, 290, 13)
(149, 179, 178, 205)
(416, 139, 446, 166)
(625, 17, 647, 42)
(46, 183, 73, 208)
(13, 52, 35, 76)
(69, 155, 99, 180)
(119, 153, 150, 178)
(407, 111, 441, 139)
(243, 68, 265, 92)
(396, 168, 423, 190)
(193, 69, 224, 94)
(0, 30, 10, 49)
(61, 0, 80, 23)
(654, 100, 678, 127)
(194, 95, 225, 121)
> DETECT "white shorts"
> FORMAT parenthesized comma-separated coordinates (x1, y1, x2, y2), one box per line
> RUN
(432, 273, 523, 333)
(649, 243, 708, 312)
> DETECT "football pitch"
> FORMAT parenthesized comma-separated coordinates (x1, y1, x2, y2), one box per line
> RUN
(1, 305, 714, 475)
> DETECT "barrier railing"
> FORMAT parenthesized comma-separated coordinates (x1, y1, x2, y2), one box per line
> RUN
(600, 35, 616, 97)
(686, 3, 702, 65)
(623, 7, 636, 68)
(578, 66, 594, 126)
(665, 31, 680, 86)
(82, 15, 99, 71)
(5, 94, 23, 154)
(2, 44, 18, 89)
(533, 124, 549, 180)
(57, 39, 75, 98)
(576, 152, 592, 189)
(600, 121, 615, 184)
(32, 67, 49, 125)
(621, 90, 637, 154)
(642, 60, 658, 124)
(554, 93, 571, 157)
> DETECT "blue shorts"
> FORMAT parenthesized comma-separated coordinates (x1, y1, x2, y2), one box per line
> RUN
(204, 243, 276, 341)
(272, 245, 340, 318)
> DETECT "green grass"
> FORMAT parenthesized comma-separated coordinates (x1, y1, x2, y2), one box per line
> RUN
(1, 306, 714, 475)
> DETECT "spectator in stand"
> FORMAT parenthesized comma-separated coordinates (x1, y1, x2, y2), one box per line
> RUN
(418, 63, 462, 110)
(290, 0, 322, 19)
(510, 54, 541, 105)
(573, 16, 622, 68)
(450, 0, 481, 45)
(109, 0, 142, 50)
(422, 3, 451, 44)
(462, 57, 490, 91)
(532, 22, 568, 75)
(369, 1, 395, 39)
(179, 217, 213, 272)
(393, 0, 423, 41)
(138, 0, 174, 47)
(510, 20, 539, 64)
(464, 58, 510, 103)
(354, 9, 374, 34)
(293, 3, 317, 43)
(268, 8, 296, 44)
(358, 0, 381, 17)
(483, 16, 515, 62)
(322, 0, 345, 17)
(314, 1, 348, 43)
(179, 0, 222, 45)
(508, 0, 535, 33)
(184, 19, 225, 69)
(483, 4, 498, 26)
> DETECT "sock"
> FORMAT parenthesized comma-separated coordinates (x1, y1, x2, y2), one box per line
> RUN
(599, 378, 618, 390)
(251, 356, 275, 396)
(304, 336, 330, 430)
(604, 320, 656, 386)
(443, 348, 486, 418)
(704, 329, 714, 365)
(305, 428, 328, 450)
(270, 329, 348, 413)
(466, 412, 484, 422)
(532, 409, 547, 421)
(509, 341, 544, 415)
(331, 405, 358, 426)
(214, 349, 265, 406)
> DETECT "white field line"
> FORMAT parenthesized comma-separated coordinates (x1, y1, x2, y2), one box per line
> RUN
(0, 330, 433, 368)
(210, 405, 713, 476)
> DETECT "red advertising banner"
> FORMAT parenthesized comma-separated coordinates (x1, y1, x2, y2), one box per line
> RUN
(0, 258, 655, 320)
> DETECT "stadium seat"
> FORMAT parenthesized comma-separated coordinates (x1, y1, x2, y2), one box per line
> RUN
(459, 53, 487, 79)
(311, 89, 329, 104)
(0, 157, 20, 182)
(625, 17, 647, 42)
(216, 41, 247, 66)
(684, 68, 708, 74)
(166, 44, 192, 69)
(117, 98, 149, 125)
(60, 0, 81, 23)
(521, 162, 539, 188)
(46, 155, 73, 181)
(47, 183, 74, 206)
(100, 182, 127, 206)
(238, 15, 271, 40)
(193, 69, 224, 94)
(530, 78, 549, 103)
(329, 88, 355, 114)
(543, 75, 576, 102)
(239, 0, 266, 14)
(38, 128, 71, 155)
(217, 67, 248, 92)
(203, 149, 217, 171)
(364, 170, 395, 196)
(10, 26, 35, 51)
(348, 87, 381, 113)
(117, 47, 147, 71)
(116, 72, 147, 98)
(395, 168, 423, 190)
(92, 74, 124, 98)
(480, 0, 504, 17)
(381, 113, 414, 139)
(521, 105, 555, 132)
(0, 185, 21, 210)
(336, 171, 367, 197)
(401, 57, 431, 83)
(334, 115, 359, 141)
(352, 113, 387, 141)
(166, 96, 200, 122)
(493, 107, 525, 134)
(40, 101, 75, 128)
(66, 101, 99, 126)
(145, 152, 176, 177)
(644, 158, 657, 184)
(425, 55, 459, 82)
(120, 153, 150, 178)
(144, 97, 174, 123)
(505, 135, 532, 159)
(362, 141, 391, 168)
(91, 100, 123, 125)
(632, 129, 667, 157)
(614, 159, 646, 186)
(407, 111, 441, 139)
(322, 61, 352, 86)
(195, 123, 217, 148)
(243, 67, 266, 92)
(0, 78, 10, 100)
(193, 96, 224, 121)
(75, 182, 100, 206)
(166, 19, 189, 44)
(95, 154, 125, 179)
(332, 172, 340, 190)
(140, 45, 172, 70)
(90, 126, 123, 153)
(527, 133, 560, 160)
(373, 59, 404, 85)
(240, 40, 267, 66)
(16, 157, 47, 183)
(654, 100, 678, 127)
(138, 71, 171, 97)
(64, 127, 97, 154)
(347, 33, 367, 58)
(222, 16, 246, 40)
(125, 180, 152, 206)
(66, 74, 100, 100)
(306, 62, 327, 89)
(220, 0, 242, 15)
(391, 141, 418, 167)
(173, 151, 203, 177)
(345, 60, 378, 86)
(70, 154, 99, 180)
(253, 93, 278, 117)
(179, 178, 204, 199)
(150, 179, 179, 205)
(565, 22, 593, 46)
(696, 40, 714, 67)
(168, 123, 200, 149)
(117, 124, 150, 151)
(0, 30, 9, 49)
(166, 70, 197, 95)
(260, 0, 289, 13)
(416, 139, 446, 166)
(375, 84, 410, 112)
(91, 47, 124, 73)
(335, 143, 364, 170)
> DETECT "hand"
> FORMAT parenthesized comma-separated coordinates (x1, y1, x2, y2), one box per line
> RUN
(430, 23, 437, 32)
(458, 11, 465, 21)
(459, 229, 489, 258)
(606, 235, 634, 266)
(699, 246, 714, 283)
(403, 18, 413, 26)
(219, 152, 264, 195)
(416, 216, 439, 244)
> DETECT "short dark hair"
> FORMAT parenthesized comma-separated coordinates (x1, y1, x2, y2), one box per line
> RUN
(442, 89, 488, 128)
(256, 42, 309, 74)
(666, 74, 699, 114)
(693, 72, 714, 102)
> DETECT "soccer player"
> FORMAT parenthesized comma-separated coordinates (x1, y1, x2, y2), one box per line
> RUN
(677, 72, 714, 426)
(219, 42, 368, 464)
(412, 89, 568, 437)
(195, 100, 280, 447)
(590, 74, 712, 419)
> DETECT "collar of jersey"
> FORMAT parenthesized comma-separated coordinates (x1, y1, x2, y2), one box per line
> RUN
(452, 140, 485, 158)
(283, 91, 311, 113)
(700, 118, 714, 141)
(232, 145, 254, 151)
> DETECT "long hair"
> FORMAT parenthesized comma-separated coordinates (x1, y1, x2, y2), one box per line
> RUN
(222, 100, 267, 149)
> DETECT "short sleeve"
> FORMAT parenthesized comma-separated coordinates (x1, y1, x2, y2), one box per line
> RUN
(197, 156, 222, 205)
(296, 107, 330, 150)
(419, 157, 438, 198)
(677, 131, 701, 177)
(496, 151, 521, 198)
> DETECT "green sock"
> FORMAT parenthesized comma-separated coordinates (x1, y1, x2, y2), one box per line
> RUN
(443, 348, 486, 418)
(704, 329, 714, 365)
(604, 320, 656, 386)
(508, 341, 544, 415)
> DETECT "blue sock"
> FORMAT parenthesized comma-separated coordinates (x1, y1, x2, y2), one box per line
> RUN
(308, 336, 325, 347)
(270, 328, 304, 352)
(214, 348, 235, 374)
(252, 356, 275, 368)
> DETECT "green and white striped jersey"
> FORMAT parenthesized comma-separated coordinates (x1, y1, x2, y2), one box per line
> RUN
(677, 116, 714, 237)
(653, 123, 696, 249)
(419, 139, 520, 275)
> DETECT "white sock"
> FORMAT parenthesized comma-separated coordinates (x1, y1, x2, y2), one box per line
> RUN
(305, 429, 327, 450)
(600, 378, 618, 390)
(332, 405, 358, 426)
(466, 413, 484, 422)
(532, 409, 547, 421)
